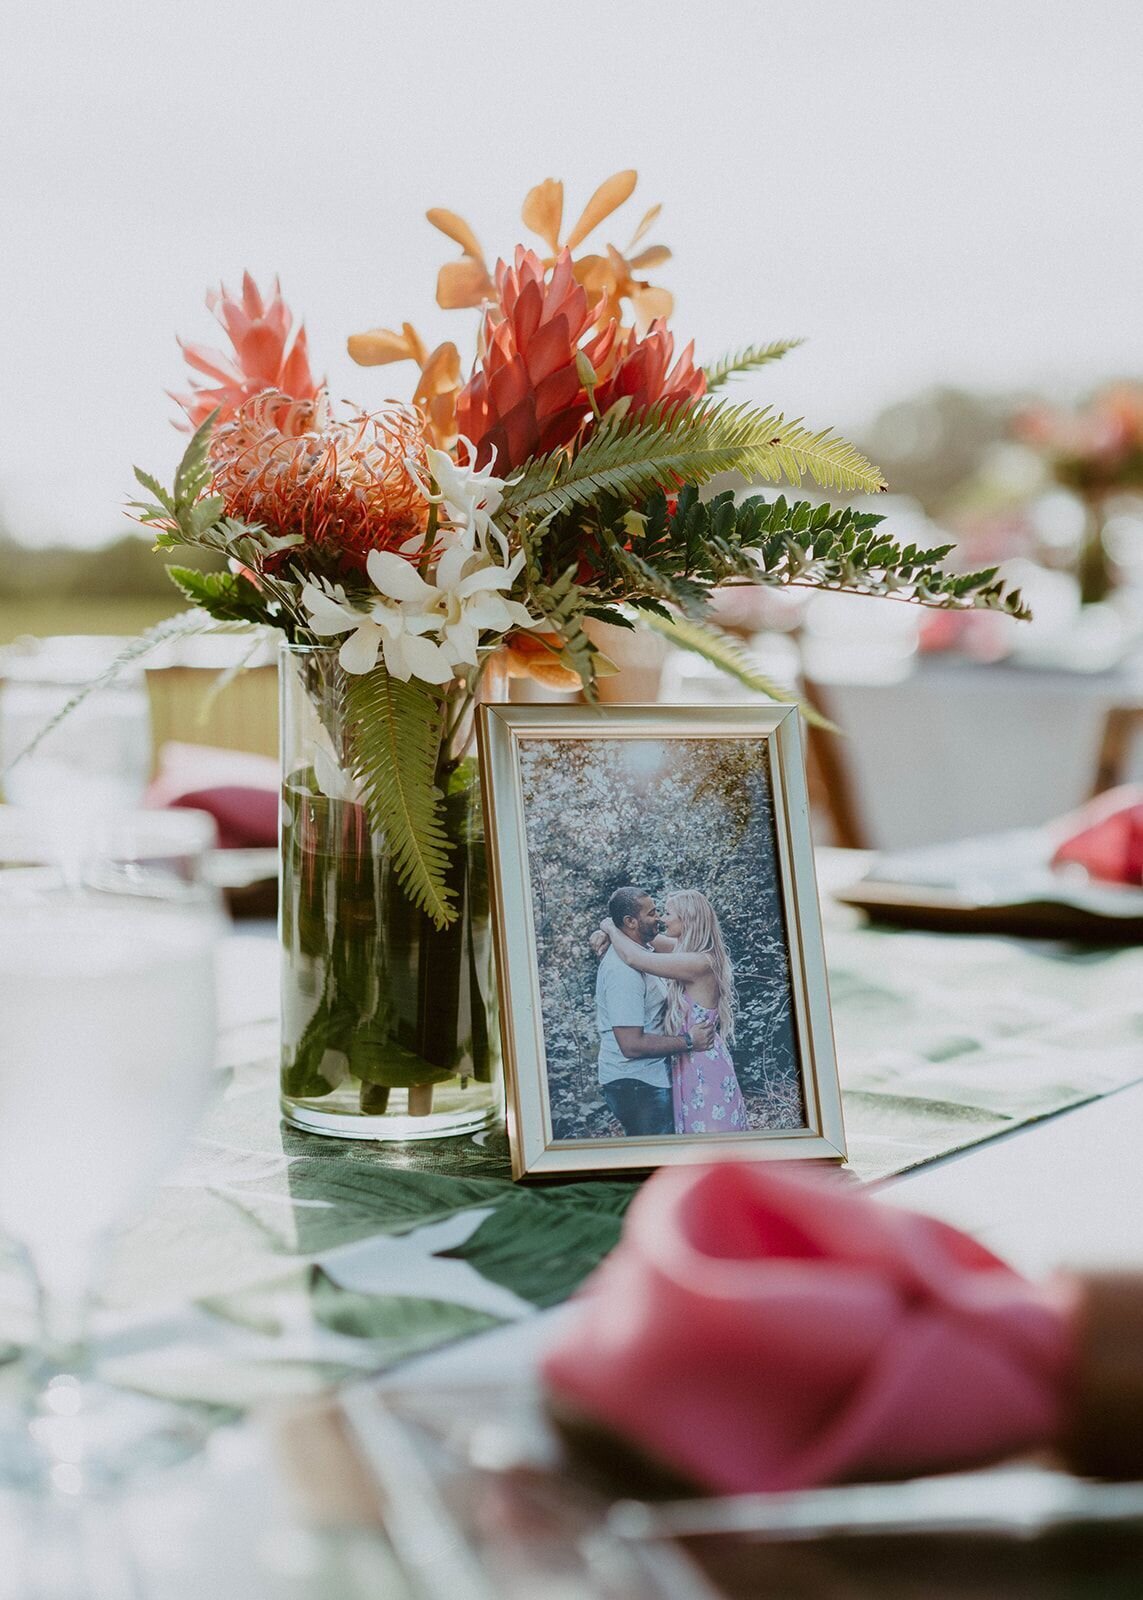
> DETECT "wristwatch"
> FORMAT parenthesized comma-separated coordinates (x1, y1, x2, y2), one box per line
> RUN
(681, 1030, 694, 1051)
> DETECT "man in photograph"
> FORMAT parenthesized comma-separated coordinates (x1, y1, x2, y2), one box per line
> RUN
(594, 885, 714, 1137)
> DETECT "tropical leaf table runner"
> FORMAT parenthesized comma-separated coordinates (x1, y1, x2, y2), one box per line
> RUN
(2, 870, 1140, 1414)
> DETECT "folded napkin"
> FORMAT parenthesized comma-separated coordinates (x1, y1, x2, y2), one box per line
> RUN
(145, 741, 279, 849)
(540, 1163, 1076, 1494)
(1051, 785, 1143, 887)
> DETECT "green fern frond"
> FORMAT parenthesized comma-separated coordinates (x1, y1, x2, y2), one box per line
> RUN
(343, 665, 457, 930)
(501, 400, 887, 523)
(752, 416, 889, 495)
(172, 409, 218, 505)
(1, 611, 261, 779)
(166, 565, 268, 624)
(639, 610, 833, 730)
(517, 516, 604, 695)
(133, 416, 303, 580)
(615, 487, 1028, 617)
(703, 340, 804, 390)
(528, 564, 599, 696)
(598, 521, 709, 614)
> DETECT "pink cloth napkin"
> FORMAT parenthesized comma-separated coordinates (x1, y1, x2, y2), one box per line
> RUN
(145, 742, 279, 850)
(1051, 785, 1143, 887)
(541, 1163, 1076, 1493)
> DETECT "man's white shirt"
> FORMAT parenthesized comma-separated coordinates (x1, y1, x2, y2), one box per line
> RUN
(595, 946, 670, 1088)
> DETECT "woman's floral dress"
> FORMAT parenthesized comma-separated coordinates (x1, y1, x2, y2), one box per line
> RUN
(672, 994, 749, 1134)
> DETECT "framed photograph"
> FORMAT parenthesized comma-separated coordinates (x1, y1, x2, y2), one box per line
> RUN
(477, 703, 845, 1179)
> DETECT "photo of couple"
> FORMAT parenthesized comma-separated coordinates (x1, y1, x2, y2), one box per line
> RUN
(593, 885, 747, 1137)
(516, 732, 806, 1144)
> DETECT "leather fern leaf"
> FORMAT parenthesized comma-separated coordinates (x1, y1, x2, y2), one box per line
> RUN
(639, 610, 832, 729)
(703, 340, 805, 389)
(344, 665, 457, 930)
(501, 399, 887, 522)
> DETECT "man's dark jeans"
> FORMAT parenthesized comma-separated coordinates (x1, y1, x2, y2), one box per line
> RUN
(602, 1078, 673, 1137)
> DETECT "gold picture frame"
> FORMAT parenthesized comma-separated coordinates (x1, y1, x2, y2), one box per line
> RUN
(477, 703, 845, 1179)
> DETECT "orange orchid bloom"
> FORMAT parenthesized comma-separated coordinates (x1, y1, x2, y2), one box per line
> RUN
(346, 320, 462, 449)
(498, 629, 582, 691)
(425, 209, 497, 310)
(520, 171, 637, 260)
(426, 172, 673, 329)
(572, 203, 674, 332)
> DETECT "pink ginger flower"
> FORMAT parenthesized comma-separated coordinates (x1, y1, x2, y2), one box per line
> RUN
(171, 272, 321, 429)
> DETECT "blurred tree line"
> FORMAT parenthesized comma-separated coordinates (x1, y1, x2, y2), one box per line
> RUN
(0, 520, 224, 641)
(0, 529, 222, 602)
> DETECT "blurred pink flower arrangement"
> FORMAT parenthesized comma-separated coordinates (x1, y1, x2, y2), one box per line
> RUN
(1016, 383, 1143, 604)
(1017, 384, 1143, 495)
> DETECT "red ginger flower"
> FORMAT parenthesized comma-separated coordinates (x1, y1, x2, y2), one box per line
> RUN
(172, 272, 320, 430)
(456, 247, 614, 472)
(208, 393, 429, 577)
(594, 318, 706, 418)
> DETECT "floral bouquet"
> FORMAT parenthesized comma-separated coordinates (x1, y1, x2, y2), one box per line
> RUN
(129, 170, 1027, 1134)
(1017, 383, 1143, 604)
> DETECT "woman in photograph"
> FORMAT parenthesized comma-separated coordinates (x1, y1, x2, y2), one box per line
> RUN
(600, 890, 749, 1134)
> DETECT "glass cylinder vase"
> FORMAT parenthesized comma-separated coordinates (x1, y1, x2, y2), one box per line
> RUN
(278, 643, 502, 1139)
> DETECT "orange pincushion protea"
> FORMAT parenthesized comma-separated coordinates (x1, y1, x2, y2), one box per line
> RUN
(172, 273, 320, 430)
(455, 247, 615, 473)
(209, 394, 430, 576)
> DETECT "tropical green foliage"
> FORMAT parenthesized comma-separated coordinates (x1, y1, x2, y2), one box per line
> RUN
(131, 422, 307, 634)
(166, 566, 267, 624)
(703, 339, 804, 389)
(129, 411, 221, 544)
(343, 664, 457, 928)
(131, 412, 296, 570)
(521, 486, 1031, 623)
(502, 398, 889, 522)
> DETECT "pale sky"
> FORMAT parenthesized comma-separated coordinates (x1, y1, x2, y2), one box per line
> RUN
(2, 0, 1142, 547)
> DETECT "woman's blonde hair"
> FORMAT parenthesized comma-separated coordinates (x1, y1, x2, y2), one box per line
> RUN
(661, 890, 737, 1045)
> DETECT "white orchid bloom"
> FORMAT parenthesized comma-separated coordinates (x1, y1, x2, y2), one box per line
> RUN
(299, 578, 358, 637)
(406, 437, 513, 557)
(299, 578, 386, 675)
(299, 570, 455, 684)
(301, 542, 539, 687)
(413, 543, 539, 670)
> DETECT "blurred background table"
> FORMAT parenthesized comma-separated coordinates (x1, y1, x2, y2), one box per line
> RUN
(809, 655, 1143, 850)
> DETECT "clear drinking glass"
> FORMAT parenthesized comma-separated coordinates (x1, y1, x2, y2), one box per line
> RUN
(0, 806, 223, 1493)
